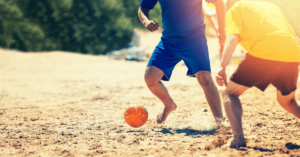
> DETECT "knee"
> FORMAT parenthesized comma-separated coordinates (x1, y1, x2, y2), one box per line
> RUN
(196, 72, 212, 86)
(144, 72, 158, 88)
(222, 90, 239, 100)
(222, 91, 230, 102)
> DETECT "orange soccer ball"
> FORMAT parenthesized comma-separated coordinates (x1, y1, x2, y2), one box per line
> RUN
(124, 104, 148, 128)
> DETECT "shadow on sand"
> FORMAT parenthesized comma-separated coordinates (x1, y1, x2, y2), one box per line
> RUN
(285, 143, 300, 150)
(236, 142, 300, 152)
(237, 147, 278, 152)
(126, 130, 145, 133)
(126, 128, 215, 136)
(152, 128, 216, 136)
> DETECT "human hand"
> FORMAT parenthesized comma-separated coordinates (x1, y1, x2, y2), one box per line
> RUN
(144, 21, 159, 32)
(216, 67, 228, 87)
(218, 31, 226, 46)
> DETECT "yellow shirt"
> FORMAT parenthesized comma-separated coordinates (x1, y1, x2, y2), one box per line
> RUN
(226, 1, 300, 62)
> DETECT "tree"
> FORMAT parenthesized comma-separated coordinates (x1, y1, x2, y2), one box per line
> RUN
(0, 0, 163, 54)
(70, 0, 135, 54)
(0, 0, 296, 55)
(0, 0, 24, 49)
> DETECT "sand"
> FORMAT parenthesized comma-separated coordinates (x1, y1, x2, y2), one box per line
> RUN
(0, 36, 299, 157)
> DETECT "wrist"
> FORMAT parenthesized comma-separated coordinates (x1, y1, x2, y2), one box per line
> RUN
(220, 64, 227, 70)
(143, 20, 150, 26)
(219, 30, 226, 34)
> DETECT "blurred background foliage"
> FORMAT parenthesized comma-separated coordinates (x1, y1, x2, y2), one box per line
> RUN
(0, 0, 298, 54)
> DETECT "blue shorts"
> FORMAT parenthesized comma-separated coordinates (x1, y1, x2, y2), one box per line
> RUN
(147, 34, 211, 81)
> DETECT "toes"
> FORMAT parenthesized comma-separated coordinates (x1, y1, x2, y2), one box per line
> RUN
(157, 115, 163, 123)
(157, 114, 161, 120)
(228, 140, 247, 149)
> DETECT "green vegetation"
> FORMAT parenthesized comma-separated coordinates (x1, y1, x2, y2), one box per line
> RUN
(0, 0, 155, 54)
(0, 0, 298, 54)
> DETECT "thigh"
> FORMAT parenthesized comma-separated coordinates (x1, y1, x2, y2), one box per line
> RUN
(276, 91, 297, 114)
(277, 90, 295, 105)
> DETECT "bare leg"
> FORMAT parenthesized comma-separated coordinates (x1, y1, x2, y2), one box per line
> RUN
(277, 91, 300, 119)
(195, 71, 223, 122)
(223, 81, 249, 148)
(144, 66, 177, 124)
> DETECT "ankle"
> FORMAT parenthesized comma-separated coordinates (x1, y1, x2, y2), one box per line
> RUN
(215, 117, 225, 123)
(233, 133, 245, 141)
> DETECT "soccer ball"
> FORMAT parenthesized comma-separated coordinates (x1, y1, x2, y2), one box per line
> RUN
(124, 104, 148, 128)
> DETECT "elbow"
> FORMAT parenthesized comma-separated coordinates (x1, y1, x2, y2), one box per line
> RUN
(138, 6, 146, 16)
(224, 34, 239, 48)
(138, 6, 143, 13)
(228, 34, 239, 44)
(139, 6, 150, 13)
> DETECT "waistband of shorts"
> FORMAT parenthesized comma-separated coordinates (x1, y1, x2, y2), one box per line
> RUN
(246, 53, 300, 64)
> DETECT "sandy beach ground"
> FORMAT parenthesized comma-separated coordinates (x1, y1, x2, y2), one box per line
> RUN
(0, 31, 300, 156)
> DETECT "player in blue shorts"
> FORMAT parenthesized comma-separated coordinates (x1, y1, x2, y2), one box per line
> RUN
(138, 0, 226, 124)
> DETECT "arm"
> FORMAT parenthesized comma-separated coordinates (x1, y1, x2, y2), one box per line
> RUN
(216, 34, 239, 87)
(220, 34, 239, 69)
(138, 6, 159, 32)
(214, 0, 226, 45)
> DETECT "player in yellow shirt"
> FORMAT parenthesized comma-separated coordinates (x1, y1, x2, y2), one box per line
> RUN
(216, 1, 300, 148)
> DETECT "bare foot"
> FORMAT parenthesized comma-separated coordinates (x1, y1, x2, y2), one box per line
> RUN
(157, 104, 177, 124)
(226, 139, 247, 149)
(216, 120, 231, 134)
